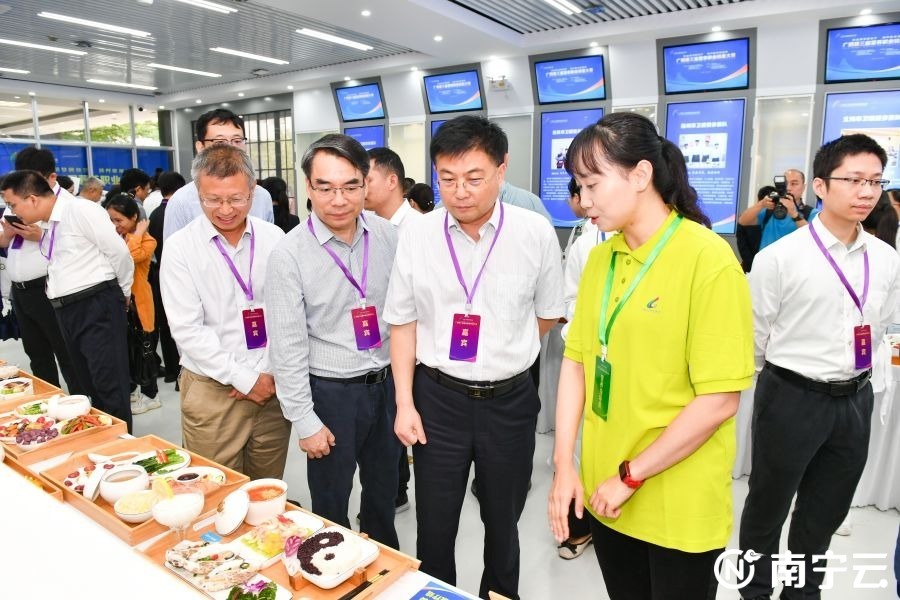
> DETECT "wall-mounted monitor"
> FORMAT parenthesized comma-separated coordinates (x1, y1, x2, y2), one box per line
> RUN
(534, 54, 606, 104)
(430, 119, 448, 205)
(822, 89, 900, 185)
(665, 98, 746, 234)
(423, 70, 484, 114)
(344, 124, 385, 152)
(663, 37, 749, 95)
(825, 22, 900, 84)
(539, 108, 603, 226)
(334, 82, 385, 122)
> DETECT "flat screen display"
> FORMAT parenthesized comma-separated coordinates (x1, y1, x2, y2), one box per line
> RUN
(663, 38, 749, 94)
(423, 70, 483, 114)
(335, 83, 385, 122)
(825, 22, 900, 83)
(539, 108, 603, 226)
(822, 89, 900, 185)
(534, 54, 606, 104)
(344, 125, 385, 152)
(665, 99, 746, 234)
(430, 119, 447, 205)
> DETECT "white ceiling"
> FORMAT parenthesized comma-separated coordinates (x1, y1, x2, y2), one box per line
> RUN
(0, 0, 895, 108)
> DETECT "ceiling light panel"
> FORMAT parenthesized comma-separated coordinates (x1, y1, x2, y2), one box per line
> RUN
(87, 78, 158, 90)
(296, 28, 373, 51)
(0, 38, 86, 55)
(210, 47, 289, 65)
(37, 12, 151, 37)
(172, 0, 237, 14)
(148, 63, 221, 77)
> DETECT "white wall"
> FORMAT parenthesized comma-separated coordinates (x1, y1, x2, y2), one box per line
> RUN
(293, 88, 340, 134)
(609, 42, 659, 104)
(755, 22, 820, 96)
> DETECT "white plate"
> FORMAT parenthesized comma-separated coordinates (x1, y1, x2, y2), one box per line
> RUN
(56, 414, 112, 436)
(0, 378, 34, 402)
(228, 510, 324, 569)
(156, 465, 226, 485)
(294, 525, 379, 589)
(62, 462, 118, 495)
(0, 416, 55, 444)
(163, 562, 291, 600)
(14, 398, 46, 418)
(131, 448, 191, 475)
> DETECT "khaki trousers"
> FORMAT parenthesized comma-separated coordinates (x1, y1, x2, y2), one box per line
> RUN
(180, 368, 291, 481)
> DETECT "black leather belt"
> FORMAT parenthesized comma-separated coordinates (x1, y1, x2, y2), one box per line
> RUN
(11, 276, 46, 290)
(311, 365, 390, 385)
(419, 364, 529, 399)
(765, 362, 871, 397)
(49, 279, 118, 309)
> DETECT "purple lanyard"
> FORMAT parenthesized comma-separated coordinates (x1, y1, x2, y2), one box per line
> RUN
(212, 223, 255, 302)
(307, 216, 370, 303)
(444, 201, 505, 312)
(808, 220, 869, 316)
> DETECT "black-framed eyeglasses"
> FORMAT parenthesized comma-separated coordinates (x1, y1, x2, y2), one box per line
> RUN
(199, 137, 248, 147)
(822, 176, 890, 190)
(309, 184, 366, 199)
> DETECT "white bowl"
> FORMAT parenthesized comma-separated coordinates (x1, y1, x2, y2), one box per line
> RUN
(114, 490, 159, 523)
(99, 464, 150, 505)
(0, 365, 19, 380)
(239, 478, 287, 526)
(47, 395, 91, 421)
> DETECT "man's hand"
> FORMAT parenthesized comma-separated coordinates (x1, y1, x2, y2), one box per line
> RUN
(781, 194, 799, 219)
(759, 195, 776, 211)
(2, 220, 42, 242)
(299, 426, 336, 459)
(394, 401, 427, 446)
(245, 372, 276, 405)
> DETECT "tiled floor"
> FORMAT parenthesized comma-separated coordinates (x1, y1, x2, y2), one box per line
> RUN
(2, 337, 897, 599)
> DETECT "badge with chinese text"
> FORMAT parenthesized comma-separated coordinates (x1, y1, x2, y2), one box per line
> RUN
(854, 324, 872, 370)
(242, 308, 267, 349)
(351, 305, 382, 350)
(450, 313, 481, 362)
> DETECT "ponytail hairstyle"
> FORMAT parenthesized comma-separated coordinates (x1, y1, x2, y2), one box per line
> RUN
(565, 112, 710, 228)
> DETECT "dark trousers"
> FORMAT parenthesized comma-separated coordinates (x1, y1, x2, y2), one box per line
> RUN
(738, 364, 873, 599)
(398, 445, 410, 499)
(590, 517, 722, 600)
(149, 262, 179, 379)
(568, 500, 591, 539)
(10, 283, 82, 393)
(412, 367, 539, 600)
(306, 373, 401, 549)
(54, 285, 132, 433)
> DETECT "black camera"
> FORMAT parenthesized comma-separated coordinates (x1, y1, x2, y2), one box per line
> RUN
(769, 175, 788, 219)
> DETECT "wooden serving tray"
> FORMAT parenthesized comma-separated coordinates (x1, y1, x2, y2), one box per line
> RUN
(43, 434, 250, 546)
(1, 407, 128, 465)
(0, 370, 65, 411)
(3, 455, 63, 500)
(141, 503, 419, 599)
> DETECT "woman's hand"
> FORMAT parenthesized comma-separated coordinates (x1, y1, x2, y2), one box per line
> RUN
(548, 463, 583, 543)
(134, 218, 150, 237)
(588, 473, 637, 519)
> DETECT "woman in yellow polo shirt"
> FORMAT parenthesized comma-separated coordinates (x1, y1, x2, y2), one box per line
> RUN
(548, 112, 754, 599)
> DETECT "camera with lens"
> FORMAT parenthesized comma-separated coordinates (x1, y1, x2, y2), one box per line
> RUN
(769, 175, 789, 219)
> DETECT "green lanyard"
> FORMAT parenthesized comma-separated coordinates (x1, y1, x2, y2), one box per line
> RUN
(598, 215, 682, 359)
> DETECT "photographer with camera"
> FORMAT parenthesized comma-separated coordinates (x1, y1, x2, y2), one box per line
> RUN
(738, 169, 815, 252)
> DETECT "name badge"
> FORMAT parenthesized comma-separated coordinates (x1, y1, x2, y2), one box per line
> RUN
(450, 313, 481, 362)
(351, 305, 382, 350)
(592, 356, 611, 421)
(854, 324, 872, 370)
(242, 308, 267, 349)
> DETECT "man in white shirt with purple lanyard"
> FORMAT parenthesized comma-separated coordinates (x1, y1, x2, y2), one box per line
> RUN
(739, 134, 900, 600)
(161, 145, 291, 479)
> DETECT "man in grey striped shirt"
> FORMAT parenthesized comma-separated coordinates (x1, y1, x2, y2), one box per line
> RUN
(266, 134, 401, 549)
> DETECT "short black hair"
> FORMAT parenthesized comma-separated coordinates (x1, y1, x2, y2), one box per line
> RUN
(103, 192, 141, 220)
(57, 175, 75, 191)
(407, 182, 435, 212)
(430, 115, 507, 166)
(403, 177, 416, 195)
(119, 168, 151, 194)
(196, 108, 245, 142)
(301, 134, 369, 180)
(757, 185, 776, 200)
(14, 146, 55, 177)
(157, 171, 186, 197)
(813, 134, 887, 181)
(567, 177, 580, 197)
(368, 147, 406, 182)
(0, 170, 54, 198)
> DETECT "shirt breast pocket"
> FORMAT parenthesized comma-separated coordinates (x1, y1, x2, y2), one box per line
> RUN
(486, 273, 533, 321)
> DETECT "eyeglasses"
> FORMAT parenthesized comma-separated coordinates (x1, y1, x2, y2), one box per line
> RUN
(199, 137, 247, 147)
(309, 184, 365, 199)
(200, 195, 251, 208)
(822, 176, 890, 190)
(438, 169, 499, 192)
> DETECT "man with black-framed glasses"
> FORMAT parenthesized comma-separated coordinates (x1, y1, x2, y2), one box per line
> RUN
(163, 108, 274, 241)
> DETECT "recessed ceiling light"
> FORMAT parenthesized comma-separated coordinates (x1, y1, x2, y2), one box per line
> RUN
(488, 55, 497, 60)
(410, 66, 418, 72)
(0, 37, 87, 55)
(38, 12, 151, 37)
(98, 98, 105, 103)
(158, 105, 165, 109)
(264, 97, 272, 101)
(433, 35, 443, 42)
(287, 85, 294, 90)
(87, 78, 157, 90)
(13, 96, 20, 99)
(589, 41, 598, 47)
(711, 25, 722, 32)
(543, 0, 581, 15)
(344, 76, 351, 81)
(195, 99, 203, 103)
(296, 28, 373, 51)
(361, 9, 371, 17)
(210, 47, 289, 65)
(0, 66, 29, 74)
(148, 63, 221, 77)
(221, 102, 229, 106)
(860, 8, 872, 15)
(27, 91, 36, 96)
(801, 112, 809, 117)
(237, 92, 245, 97)
(172, 0, 237, 14)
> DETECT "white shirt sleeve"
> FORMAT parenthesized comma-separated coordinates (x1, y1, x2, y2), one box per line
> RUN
(76, 201, 134, 298)
(162, 186, 192, 242)
(533, 221, 565, 319)
(250, 185, 275, 223)
(383, 226, 418, 326)
(748, 250, 780, 373)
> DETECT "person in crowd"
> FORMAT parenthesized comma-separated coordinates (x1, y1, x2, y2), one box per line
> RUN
(739, 134, 900, 600)
(161, 145, 290, 478)
(163, 109, 273, 241)
(365, 146, 421, 516)
(148, 171, 186, 384)
(860, 190, 898, 250)
(402, 176, 416, 196)
(735, 186, 775, 273)
(0, 147, 81, 394)
(56, 175, 75, 195)
(738, 168, 814, 251)
(260, 176, 300, 234)
(1, 170, 134, 431)
(548, 113, 753, 600)
(386, 115, 564, 599)
(119, 168, 152, 219)
(266, 134, 401, 548)
(499, 176, 553, 223)
(143, 170, 164, 216)
(562, 176, 597, 260)
(104, 193, 159, 414)
(407, 183, 435, 214)
(890, 189, 900, 250)
(78, 176, 105, 203)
